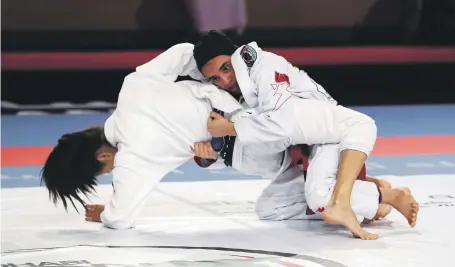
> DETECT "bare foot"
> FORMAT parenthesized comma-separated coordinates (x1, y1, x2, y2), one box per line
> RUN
(398, 187, 411, 195)
(389, 188, 419, 227)
(376, 204, 392, 219)
(323, 204, 378, 240)
(362, 203, 392, 224)
(374, 187, 407, 221)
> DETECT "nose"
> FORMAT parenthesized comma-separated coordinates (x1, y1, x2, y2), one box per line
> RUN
(217, 73, 233, 89)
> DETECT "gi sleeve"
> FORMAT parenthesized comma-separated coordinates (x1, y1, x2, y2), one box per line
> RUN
(233, 106, 293, 151)
(135, 43, 204, 82)
(234, 99, 377, 157)
(100, 146, 175, 229)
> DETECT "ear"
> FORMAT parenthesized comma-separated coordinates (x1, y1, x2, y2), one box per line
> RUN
(96, 151, 113, 162)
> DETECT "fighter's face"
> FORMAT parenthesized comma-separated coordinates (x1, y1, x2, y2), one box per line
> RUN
(201, 55, 241, 96)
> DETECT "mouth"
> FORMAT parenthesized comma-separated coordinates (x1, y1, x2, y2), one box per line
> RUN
(228, 83, 239, 94)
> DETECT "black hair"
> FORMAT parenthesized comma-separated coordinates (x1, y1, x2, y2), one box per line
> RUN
(193, 30, 238, 72)
(40, 126, 110, 212)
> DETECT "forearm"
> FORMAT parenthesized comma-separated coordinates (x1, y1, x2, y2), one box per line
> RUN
(233, 112, 291, 146)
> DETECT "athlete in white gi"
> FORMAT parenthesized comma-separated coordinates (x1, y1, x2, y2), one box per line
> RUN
(191, 31, 419, 239)
(50, 43, 415, 235)
(87, 77, 412, 230)
(142, 43, 419, 237)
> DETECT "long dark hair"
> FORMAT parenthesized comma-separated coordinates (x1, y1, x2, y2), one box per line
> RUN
(40, 127, 107, 212)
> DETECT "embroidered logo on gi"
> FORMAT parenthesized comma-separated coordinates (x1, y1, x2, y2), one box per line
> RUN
(240, 45, 257, 68)
(269, 71, 292, 111)
(275, 72, 290, 85)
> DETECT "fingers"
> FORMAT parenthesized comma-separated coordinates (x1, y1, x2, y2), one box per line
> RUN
(85, 213, 98, 222)
(209, 112, 224, 121)
(207, 112, 226, 135)
(85, 205, 102, 213)
(86, 204, 103, 210)
(206, 144, 218, 159)
(209, 111, 219, 119)
(202, 142, 209, 158)
(86, 204, 95, 211)
(194, 142, 202, 158)
(195, 142, 208, 158)
(85, 208, 95, 221)
(206, 144, 215, 154)
(193, 142, 217, 159)
(207, 112, 220, 128)
(85, 204, 104, 222)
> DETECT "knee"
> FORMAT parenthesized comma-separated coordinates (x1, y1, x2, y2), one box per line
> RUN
(256, 209, 282, 221)
(362, 115, 378, 143)
(255, 200, 282, 221)
(255, 198, 306, 221)
(367, 117, 378, 139)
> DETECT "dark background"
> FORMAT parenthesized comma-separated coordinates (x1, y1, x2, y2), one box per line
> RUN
(2, 0, 455, 112)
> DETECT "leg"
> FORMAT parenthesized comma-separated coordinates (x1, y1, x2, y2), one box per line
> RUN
(255, 164, 322, 221)
(230, 142, 320, 220)
(322, 149, 379, 239)
(290, 100, 378, 239)
(364, 175, 392, 221)
(305, 144, 379, 239)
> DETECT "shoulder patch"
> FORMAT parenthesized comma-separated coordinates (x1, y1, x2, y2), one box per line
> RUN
(240, 45, 257, 68)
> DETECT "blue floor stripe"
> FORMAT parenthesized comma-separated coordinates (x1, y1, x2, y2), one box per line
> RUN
(2, 105, 455, 146)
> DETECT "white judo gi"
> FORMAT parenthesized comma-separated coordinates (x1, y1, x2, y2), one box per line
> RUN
(100, 74, 244, 229)
(228, 42, 380, 220)
(142, 42, 380, 220)
(99, 55, 316, 229)
(98, 43, 297, 229)
(100, 43, 379, 229)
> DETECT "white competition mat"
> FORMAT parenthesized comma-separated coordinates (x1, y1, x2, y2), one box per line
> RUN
(2, 174, 455, 267)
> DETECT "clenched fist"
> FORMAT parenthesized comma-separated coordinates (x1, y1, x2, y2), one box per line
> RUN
(192, 141, 218, 160)
(85, 204, 104, 223)
(207, 112, 236, 137)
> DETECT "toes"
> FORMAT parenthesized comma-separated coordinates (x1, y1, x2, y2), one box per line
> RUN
(366, 234, 378, 240)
